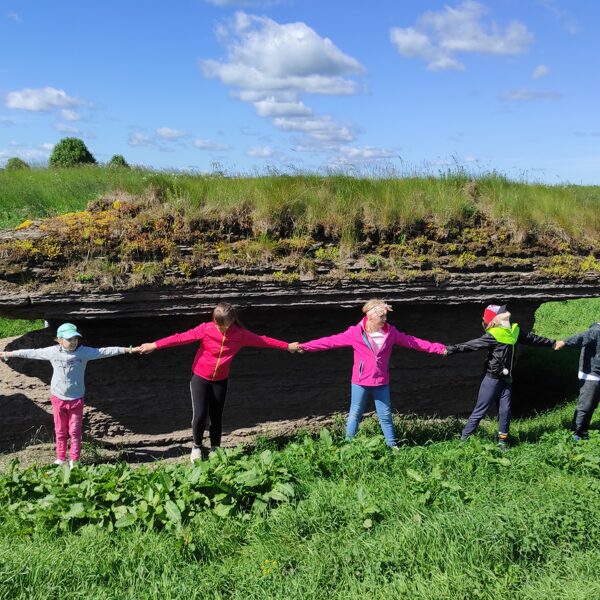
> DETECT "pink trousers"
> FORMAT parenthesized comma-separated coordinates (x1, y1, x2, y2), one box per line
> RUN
(50, 396, 84, 461)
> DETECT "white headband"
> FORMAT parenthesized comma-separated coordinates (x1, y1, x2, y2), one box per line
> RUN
(367, 304, 392, 319)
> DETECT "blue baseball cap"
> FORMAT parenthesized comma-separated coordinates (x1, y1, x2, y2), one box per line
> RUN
(56, 323, 82, 339)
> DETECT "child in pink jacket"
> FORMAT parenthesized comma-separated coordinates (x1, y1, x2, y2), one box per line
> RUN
(138, 302, 295, 461)
(296, 299, 447, 447)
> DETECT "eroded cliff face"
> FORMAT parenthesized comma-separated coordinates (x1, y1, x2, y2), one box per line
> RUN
(0, 302, 574, 452)
(0, 194, 595, 451)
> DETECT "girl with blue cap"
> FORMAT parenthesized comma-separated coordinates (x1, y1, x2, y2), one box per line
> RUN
(1, 323, 137, 468)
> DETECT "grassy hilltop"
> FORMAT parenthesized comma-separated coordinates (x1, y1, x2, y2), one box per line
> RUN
(1, 167, 599, 290)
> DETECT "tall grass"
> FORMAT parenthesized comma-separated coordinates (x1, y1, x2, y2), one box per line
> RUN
(1, 168, 599, 243)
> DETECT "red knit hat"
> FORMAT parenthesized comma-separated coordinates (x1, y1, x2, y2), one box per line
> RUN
(483, 304, 507, 326)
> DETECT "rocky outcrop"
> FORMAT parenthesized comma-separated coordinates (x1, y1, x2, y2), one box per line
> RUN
(1, 272, 599, 321)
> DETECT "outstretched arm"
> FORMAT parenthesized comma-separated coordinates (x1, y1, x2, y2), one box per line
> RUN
(151, 323, 208, 351)
(393, 330, 447, 355)
(300, 328, 354, 352)
(239, 329, 289, 350)
(562, 329, 593, 349)
(0, 347, 56, 361)
(80, 346, 135, 361)
(445, 334, 496, 355)
(517, 330, 555, 348)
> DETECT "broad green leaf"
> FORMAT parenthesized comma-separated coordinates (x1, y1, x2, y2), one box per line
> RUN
(63, 502, 85, 519)
(164, 500, 182, 523)
(213, 502, 235, 518)
(114, 514, 137, 528)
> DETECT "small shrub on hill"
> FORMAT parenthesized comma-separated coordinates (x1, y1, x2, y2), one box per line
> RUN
(4, 157, 30, 171)
(107, 154, 130, 169)
(49, 137, 96, 168)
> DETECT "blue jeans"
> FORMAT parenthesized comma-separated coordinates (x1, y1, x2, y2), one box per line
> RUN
(347, 384, 396, 446)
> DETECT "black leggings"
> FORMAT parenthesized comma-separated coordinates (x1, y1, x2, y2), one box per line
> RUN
(190, 374, 229, 448)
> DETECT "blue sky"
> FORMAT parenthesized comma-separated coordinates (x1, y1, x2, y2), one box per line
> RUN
(1, 0, 599, 183)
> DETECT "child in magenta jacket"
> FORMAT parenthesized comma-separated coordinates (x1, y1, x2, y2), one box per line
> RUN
(138, 302, 296, 461)
(296, 299, 447, 447)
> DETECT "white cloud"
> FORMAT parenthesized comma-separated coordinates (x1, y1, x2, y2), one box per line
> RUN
(390, 1, 534, 71)
(61, 109, 81, 121)
(501, 87, 561, 101)
(156, 127, 187, 140)
(273, 116, 355, 143)
(201, 12, 364, 148)
(54, 122, 80, 134)
(128, 132, 155, 147)
(6, 87, 84, 112)
(7, 11, 21, 22)
(194, 138, 232, 151)
(0, 142, 53, 164)
(201, 13, 363, 96)
(532, 64, 550, 79)
(254, 98, 312, 118)
(338, 146, 397, 160)
(246, 145, 274, 157)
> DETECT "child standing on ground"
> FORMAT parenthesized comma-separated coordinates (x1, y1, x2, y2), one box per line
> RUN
(555, 321, 600, 441)
(445, 304, 555, 449)
(0, 323, 137, 468)
(293, 299, 447, 448)
(137, 302, 298, 462)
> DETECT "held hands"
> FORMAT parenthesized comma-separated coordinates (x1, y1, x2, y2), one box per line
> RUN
(553, 340, 565, 351)
(287, 342, 304, 354)
(0, 351, 9, 361)
(137, 342, 157, 355)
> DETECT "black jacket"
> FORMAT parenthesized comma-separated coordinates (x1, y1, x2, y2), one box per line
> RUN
(445, 327, 555, 379)
(564, 323, 600, 377)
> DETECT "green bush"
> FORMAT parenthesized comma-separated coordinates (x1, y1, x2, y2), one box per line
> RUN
(107, 154, 130, 169)
(4, 157, 30, 171)
(49, 137, 96, 168)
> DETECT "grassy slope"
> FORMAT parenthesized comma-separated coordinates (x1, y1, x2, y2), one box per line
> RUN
(1, 300, 599, 599)
(1, 167, 599, 240)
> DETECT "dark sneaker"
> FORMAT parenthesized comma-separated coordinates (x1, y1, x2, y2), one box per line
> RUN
(498, 439, 509, 451)
(581, 431, 590, 441)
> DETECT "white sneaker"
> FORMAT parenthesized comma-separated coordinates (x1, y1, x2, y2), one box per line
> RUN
(69, 460, 78, 469)
(190, 446, 202, 462)
(54, 459, 66, 466)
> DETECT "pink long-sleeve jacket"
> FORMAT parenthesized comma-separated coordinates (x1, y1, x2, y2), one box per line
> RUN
(301, 317, 446, 386)
(154, 322, 288, 381)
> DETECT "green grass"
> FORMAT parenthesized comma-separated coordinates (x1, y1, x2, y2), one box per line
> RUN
(1, 411, 599, 599)
(0, 297, 598, 599)
(0, 318, 44, 338)
(1, 167, 599, 243)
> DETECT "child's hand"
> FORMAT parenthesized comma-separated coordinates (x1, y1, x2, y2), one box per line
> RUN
(0, 351, 7, 361)
(138, 342, 157, 354)
(287, 342, 304, 354)
(553, 340, 565, 351)
(130, 346, 143, 354)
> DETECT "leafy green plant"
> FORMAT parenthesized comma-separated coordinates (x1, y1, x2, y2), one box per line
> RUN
(49, 138, 96, 168)
(0, 447, 296, 533)
(4, 157, 30, 171)
(107, 154, 130, 169)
